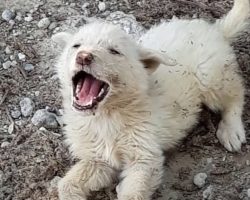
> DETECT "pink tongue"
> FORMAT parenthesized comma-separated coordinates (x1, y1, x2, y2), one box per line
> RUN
(76, 76, 102, 106)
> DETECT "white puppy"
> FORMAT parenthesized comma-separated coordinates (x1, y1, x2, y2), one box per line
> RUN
(53, 0, 249, 199)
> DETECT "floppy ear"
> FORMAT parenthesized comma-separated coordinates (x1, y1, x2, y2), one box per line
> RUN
(51, 32, 72, 48)
(138, 48, 177, 74)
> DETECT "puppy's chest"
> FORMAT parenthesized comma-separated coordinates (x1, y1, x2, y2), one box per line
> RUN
(72, 125, 143, 170)
(92, 131, 138, 169)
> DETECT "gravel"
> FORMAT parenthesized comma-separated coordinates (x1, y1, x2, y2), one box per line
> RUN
(203, 185, 213, 200)
(24, 14, 33, 22)
(98, 2, 106, 11)
(81, 2, 90, 10)
(5, 46, 12, 54)
(23, 63, 35, 71)
(2, 61, 12, 69)
(18, 53, 26, 61)
(107, 11, 145, 40)
(247, 189, 250, 198)
(11, 109, 21, 119)
(193, 173, 207, 188)
(37, 17, 50, 29)
(31, 109, 59, 129)
(2, 9, 15, 21)
(1, 141, 10, 148)
(19, 97, 34, 117)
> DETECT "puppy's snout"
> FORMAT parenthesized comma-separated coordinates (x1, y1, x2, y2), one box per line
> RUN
(76, 51, 93, 66)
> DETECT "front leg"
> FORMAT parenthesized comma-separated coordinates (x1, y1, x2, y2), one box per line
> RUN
(117, 157, 164, 200)
(58, 159, 116, 200)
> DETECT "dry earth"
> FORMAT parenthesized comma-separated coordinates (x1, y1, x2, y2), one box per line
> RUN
(0, 0, 250, 200)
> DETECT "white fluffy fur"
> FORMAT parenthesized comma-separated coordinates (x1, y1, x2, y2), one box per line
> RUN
(53, 0, 250, 199)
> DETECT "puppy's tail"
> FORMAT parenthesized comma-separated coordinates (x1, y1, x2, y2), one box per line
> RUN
(217, 0, 250, 42)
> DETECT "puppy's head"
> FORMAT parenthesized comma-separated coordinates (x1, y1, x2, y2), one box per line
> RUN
(53, 22, 174, 115)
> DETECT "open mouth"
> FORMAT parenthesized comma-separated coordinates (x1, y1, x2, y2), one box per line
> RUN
(72, 71, 110, 111)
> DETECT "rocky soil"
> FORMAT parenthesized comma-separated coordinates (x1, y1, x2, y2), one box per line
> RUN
(0, 0, 250, 200)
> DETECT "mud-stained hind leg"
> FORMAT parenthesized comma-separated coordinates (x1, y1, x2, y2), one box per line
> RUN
(201, 67, 246, 152)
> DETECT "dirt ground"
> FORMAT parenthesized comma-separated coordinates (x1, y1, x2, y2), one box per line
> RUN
(0, 0, 250, 200)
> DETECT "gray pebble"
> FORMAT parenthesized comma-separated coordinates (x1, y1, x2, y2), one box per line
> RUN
(2, 61, 12, 69)
(10, 55, 15, 61)
(11, 110, 21, 119)
(11, 60, 17, 66)
(81, 2, 90, 10)
(0, 170, 3, 187)
(24, 63, 34, 71)
(1, 141, 10, 148)
(20, 97, 34, 117)
(18, 53, 26, 61)
(37, 17, 50, 29)
(34, 91, 40, 96)
(2, 9, 15, 21)
(5, 46, 12, 54)
(9, 19, 15, 26)
(193, 173, 207, 188)
(15, 14, 22, 21)
(203, 185, 213, 200)
(31, 109, 59, 129)
(247, 189, 250, 198)
(24, 14, 33, 22)
(98, 2, 106, 11)
(107, 11, 145, 40)
(48, 22, 57, 30)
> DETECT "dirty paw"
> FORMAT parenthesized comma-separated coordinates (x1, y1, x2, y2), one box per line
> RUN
(216, 120, 246, 152)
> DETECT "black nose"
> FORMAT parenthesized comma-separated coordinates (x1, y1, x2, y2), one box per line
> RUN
(76, 51, 93, 66)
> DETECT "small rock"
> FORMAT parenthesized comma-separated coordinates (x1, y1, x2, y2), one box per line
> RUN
(2, 9, 15, 21)
(31, 109, 59, 129)
(23, 63, 34, 71)
(0, 170, 3, 187)
(10, 55, 15, 60)
(34, 91, 40, 96)
(81, 2, 90, 10)
(1, 141, 10, 148)
(246, 160, 250, 166)
(206, 158, 213, 164)
(203, 185, 213, 200)
(11, 110, 21, 119)
(8, 122, 14, 134)
(37, 17, 50, 29)
(20, 97, 34, 117)
(2, 61, 12, 69)
(247, 189, 250, 198)
(58, 109, 64, 116)
(9, 19, 15, 26)
(107, 11, 145, 40)
(193, 173, 207, 188)
(48, 22, 57, 30)
(15, 120, 22, 126)
(11, 60, 17, 66)
(39, 127, 47, 132)
(24, 14, 33, 22)
(15, 14, 22, 21)
(18, 53, 26, 61)
(98, 2, 106, 11)
(5, 46, 12, 54)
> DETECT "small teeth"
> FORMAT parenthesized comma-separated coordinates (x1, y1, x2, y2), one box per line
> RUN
(76, 80, 83, 94)
(98, 88, 105, 97)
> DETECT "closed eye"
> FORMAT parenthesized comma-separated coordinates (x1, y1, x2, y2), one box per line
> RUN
(109, 48, 121, 55)
(73, 44, 81, 48)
